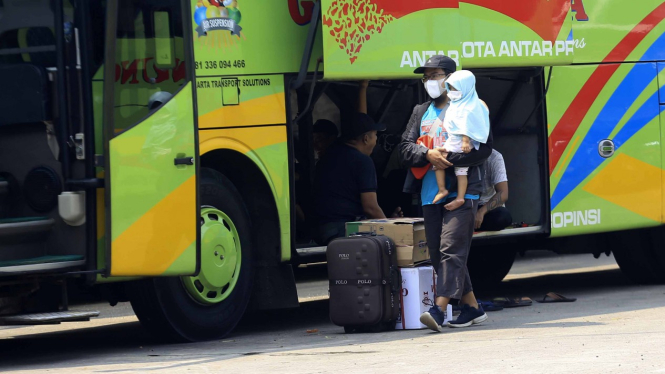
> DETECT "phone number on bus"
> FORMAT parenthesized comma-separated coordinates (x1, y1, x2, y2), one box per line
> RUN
(195, 60, 246, 70)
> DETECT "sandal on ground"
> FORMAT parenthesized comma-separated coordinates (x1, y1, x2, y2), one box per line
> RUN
(492, 296, 533, 308)
(535, 292, 577, 303)
(477, 299, 504, 312)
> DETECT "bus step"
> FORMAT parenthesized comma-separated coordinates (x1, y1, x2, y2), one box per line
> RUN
(0, 310, 100, 325)
(0, 217, 53, 244)
(0, 254, 84, 268)
(295, 246, 327, 264)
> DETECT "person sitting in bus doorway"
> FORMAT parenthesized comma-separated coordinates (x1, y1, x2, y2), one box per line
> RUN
(399, 54, 492, 332)
(312, 119, 339, 162)
(295, 81, 374, 244)
(475, 149, 512, 231)
(313, 111, 402, 246)
(313, 80, 370, 163)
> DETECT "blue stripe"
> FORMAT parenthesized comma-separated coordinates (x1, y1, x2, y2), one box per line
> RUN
(550, 31, 665, 209)
(447, 192, 480, 200)
(613, 91, 662, 145)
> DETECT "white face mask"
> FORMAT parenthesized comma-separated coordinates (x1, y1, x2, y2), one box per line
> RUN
(425, 78, 446, 99)
(448, 91, 463, 101)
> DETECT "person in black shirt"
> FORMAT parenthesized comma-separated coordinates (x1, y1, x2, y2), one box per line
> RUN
(313, 112, 400, 245)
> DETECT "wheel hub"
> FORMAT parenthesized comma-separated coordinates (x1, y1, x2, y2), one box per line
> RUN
(182, 207, 241, 305)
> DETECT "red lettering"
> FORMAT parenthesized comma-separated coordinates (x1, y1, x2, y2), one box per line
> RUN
(571, 0, 589, 21)
(171, 59, 186, 83)
(120, 59, 140, 84)
(142, 58, 170, 84)
(289, 0, 314, 25)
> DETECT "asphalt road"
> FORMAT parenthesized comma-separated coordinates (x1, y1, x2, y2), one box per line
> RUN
(1, 251, 664, 374)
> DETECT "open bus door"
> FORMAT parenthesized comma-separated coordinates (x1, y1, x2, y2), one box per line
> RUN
(102, 0, 200, 277)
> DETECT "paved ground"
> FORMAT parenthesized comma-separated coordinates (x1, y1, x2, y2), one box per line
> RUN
(1, 251, 664, 373)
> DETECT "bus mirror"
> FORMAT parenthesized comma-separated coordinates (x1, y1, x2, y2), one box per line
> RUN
(154, 11, 175, 68)
(148, 91, 173, 111)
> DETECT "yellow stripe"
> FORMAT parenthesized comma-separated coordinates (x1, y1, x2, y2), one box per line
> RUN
(111, 175, 197, 276)
(199, 125, 287, 154)
(555, 136, 580, 178)
(199, 92, 286, 128)
(583, 153, 661, 222)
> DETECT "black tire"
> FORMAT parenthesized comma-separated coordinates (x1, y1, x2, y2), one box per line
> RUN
(468, 245, 516, 290)
(610, 228, 665, 284)
(127, 168, 253, 342)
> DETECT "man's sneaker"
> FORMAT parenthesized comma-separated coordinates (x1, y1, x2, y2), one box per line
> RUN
(419, 306, 447, 332)
(447, 304, 488, 328)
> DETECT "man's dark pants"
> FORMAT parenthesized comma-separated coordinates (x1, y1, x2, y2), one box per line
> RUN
(478, 206, 512, 231)
(423, 199, 478, 299)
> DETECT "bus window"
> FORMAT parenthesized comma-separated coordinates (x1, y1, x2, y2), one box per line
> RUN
(153, 10, 175, 68)
(113, 0, 186, 132)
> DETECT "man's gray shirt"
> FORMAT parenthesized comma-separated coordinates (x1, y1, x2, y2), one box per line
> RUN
(478, 149, 508, 206)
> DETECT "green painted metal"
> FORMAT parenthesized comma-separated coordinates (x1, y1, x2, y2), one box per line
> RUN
(190, 0, 321, 77)
(108, 83, 198, 276)
(182, 207, 241, 305)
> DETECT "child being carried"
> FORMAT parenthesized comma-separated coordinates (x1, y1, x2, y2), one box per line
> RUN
(432, 70, 490, 210)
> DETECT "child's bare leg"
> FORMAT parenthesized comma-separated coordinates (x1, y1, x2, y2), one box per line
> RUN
(462, 136, 471, 153)
(445, 170, 467, 211)
(432, 168, 449, 204)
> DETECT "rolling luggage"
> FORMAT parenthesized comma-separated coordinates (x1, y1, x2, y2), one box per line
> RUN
(327, 234, 401, 333)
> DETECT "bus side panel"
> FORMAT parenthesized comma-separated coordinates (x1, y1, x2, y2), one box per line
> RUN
(196, 75, 285, 129)
(570, 0, 665, 64)
(196, 73, 289, 261)
(547, 63, 662, 237)
(198, 126, 291, 262)
(189, 0, 321, 77)
(659, 63, 665, 223)
(320, 0, 573, 79)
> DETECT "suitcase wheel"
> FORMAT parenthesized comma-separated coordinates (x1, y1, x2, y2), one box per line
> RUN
(343, 326, 357, 334)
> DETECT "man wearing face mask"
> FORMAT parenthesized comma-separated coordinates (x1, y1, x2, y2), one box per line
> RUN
(398, 55, 493, 332)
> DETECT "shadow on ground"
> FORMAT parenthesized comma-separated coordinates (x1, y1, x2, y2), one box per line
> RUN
(1, 264, 663, 371)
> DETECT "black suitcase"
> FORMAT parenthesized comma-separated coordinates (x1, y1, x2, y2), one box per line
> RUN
(327, 234, 401, 333)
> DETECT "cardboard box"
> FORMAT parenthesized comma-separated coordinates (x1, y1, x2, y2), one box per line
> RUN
(396, 266, 434, 330)
(345, 218, 429, 267)
(396, 266, 452, 330)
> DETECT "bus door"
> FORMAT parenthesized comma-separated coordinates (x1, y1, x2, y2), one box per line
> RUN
(102, 0, 200, 277)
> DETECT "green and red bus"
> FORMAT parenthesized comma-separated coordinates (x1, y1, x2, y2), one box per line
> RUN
(0, 0, 664, 341)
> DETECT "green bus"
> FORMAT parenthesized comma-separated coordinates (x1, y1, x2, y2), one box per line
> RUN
(0, 0, 664, 341)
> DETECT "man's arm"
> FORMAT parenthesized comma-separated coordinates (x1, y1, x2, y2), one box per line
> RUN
(398, 105, 429, 167)
(398, 104, 451, 169)
(446, 130, 493, 167)
(361, 192, 386, 219)
(475, 181, 508, 229)
(484, 181, 509, 212)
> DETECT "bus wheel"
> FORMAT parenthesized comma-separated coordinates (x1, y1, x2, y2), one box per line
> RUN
(611, 228, 665, 284)
(128, 169, 253, 342)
